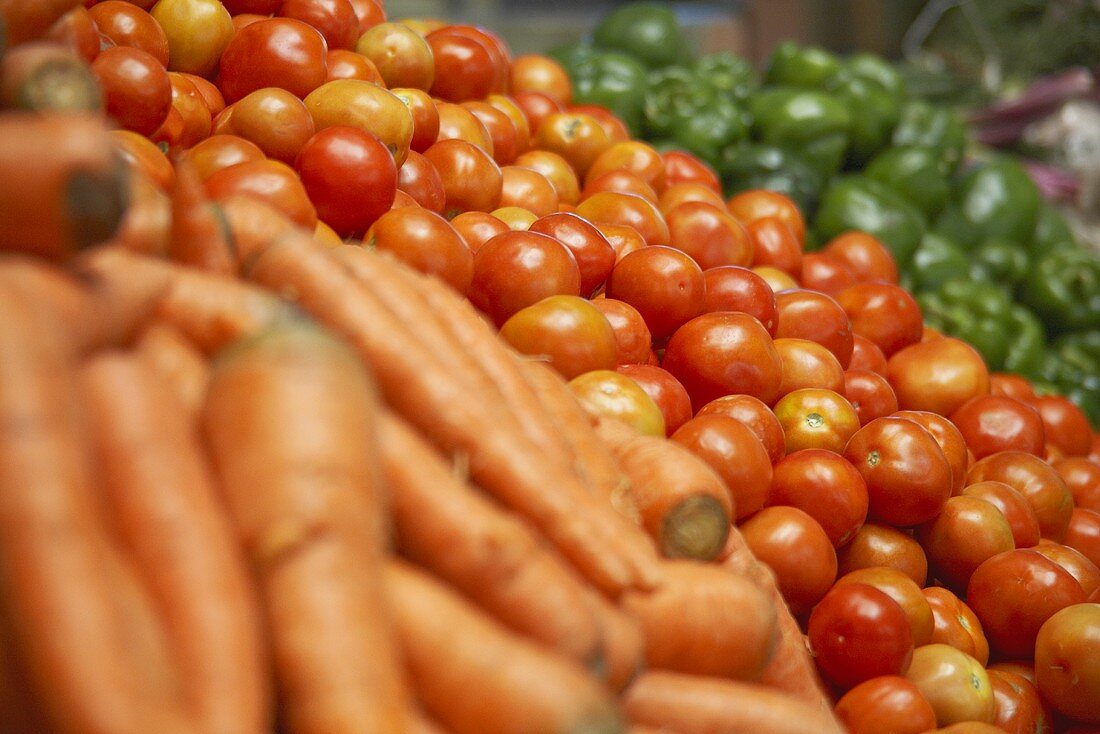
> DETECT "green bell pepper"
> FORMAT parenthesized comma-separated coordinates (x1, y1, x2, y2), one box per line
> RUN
(720, 142, 826, 215)
(642, 67, 707, 138)
(695, 52, 757, 101)
(568, 51, 648, 135)
(666, 95, 749, 163)
(592, 2, 692, 69)
(1032, 204, 1078, 254)
(843, 52, 905, 101)
(892, 101, 967, 171)
(907, 232, 970, 292)
(815, 176, 927, 265)
(763, 41, 840, 88)
(936, 157, 1042, 248)
(1033, 350, 1100, 429)
(865, 146, 952, 220)
(968, 239, 1030, 288)
(1019, 248, 1100, 333)
(828, 74, 900, 165)
(748, 88, 851, 176)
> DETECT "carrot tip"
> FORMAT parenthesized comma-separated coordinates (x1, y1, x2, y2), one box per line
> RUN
(67, 151, 129, 251)
(660, 495, 730, 562)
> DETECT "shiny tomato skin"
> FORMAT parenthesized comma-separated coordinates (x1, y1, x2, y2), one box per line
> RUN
(661, 312, 782, 410)
(845, 369, 898, 426)
(923, 586, 990, 666)
(150, 0, 234, 77)
(834, 675, 937, 734)
(89, 1, 170, 65)
(423, 138, 502, 216)
(658, 182, 725, 217)
(700, 266, 778, 336)
(663, 149, 721, 192)
(744, 215, 803, 277)
(990, 372, 1037, 402)
(91, 46, 172, 137)
(844, 416, 953, 527)
(204, 159, 317, 228)
(695, 394, 785, 465)
(893, 410, 970, 496)
(966, 548, 1088, 659)
(808, 582, 914, 690)
(181, 134, 265, 181)
(904, 644, 995, 726)
(616, 365, 692, 437)
(325, 48, 384, 84)
(390, 88, 440, 153)
(838, 523, 928, 586)
(569, 369, 664, 437)
(1032, 540, 1100, 599)
(528, 212, 615, 298)
(605, 246, 704, 342)
(1034, 603, 1100, 724)
(767, 449, 868, 547)
(450, 211, 508, 252)
(775, 289, 854, 369)
(773, 338, 846, 397)
(218, 18, 327, 103)
(835, 566, 935, 647)
(434, 100, 493, 153)
(887, 337, 991, 417)
(498, 165, 557, 217)
(1054, 457, 1100, 511)
(1066, 508, 1100, 572)
(838, 282, 923, 357)
(278, 0, 359, 51)
(800, 252, 857, 297)
(217, 87, 315, 164)
(740, 505, 836, 617)
(987, 669, 1053, 734)
(581, 170, 658, 205)
(397, 150, 445, 212)
(727, 189, 805, 246)
(671, 414, 772, 521)
(511, 91, 563, 136)
(916, 495, 1015, 592)
(773, 388, 861, 454)
(951, 395, 1046, 459)
(365, 207, 473, 293)
(533, 112, 612, 178)
(468, 230, 580, 326)
(514, 149, 580, 205)
(499, 295, 616, 380)
(1028, 395, 1092, 457)
(590, 298, 651, 366)
(586, 140, 665, 191)
(665, 201, 752, 270)
(509, 53, 571, 105)
(823, 231, 899, 284)
(167, 72, 212, 148)
(962, 480, 1042, 549)
(574, 191, 669, 248)
(966, 451, 1073, 542)
(426, 29, 496, 102)
(464, 102, 521, 166)
(850, 333, 888, 376)
(304, 80, 414, 166)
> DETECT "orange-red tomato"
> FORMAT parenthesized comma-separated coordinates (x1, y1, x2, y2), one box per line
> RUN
(775, 289, 854, 369)
(916, 495, 1015, 591)
(838, 523, 928, 586)
(467, 230, 580, 325)
(112, 129, 174, 191)
(845, 369, 899, 426)
(167, 72, 211, 148)
(597, 223, 646, 263)
(662, 149, 721, 192)
(396, 150, 445, 212)
(823, 231, 899, 284)
(426, 29, 496, 102)
(581, 170, 658, 204)
(967, 451, 1074, 542)
(800, 252, 857, 297)
(450, 210, 508, 252)
(1034, 603, 1100, 724)
(616, 364, 692, 437)
(569, 369, 664, 437)
(605, 246, 704, 342)
(1054, 457, 1100, 511)
(850, 333, 889, 376)
(509, 53, 571, 105)
(741, 505, 836, 617)
(366, 207, 473, 293)
(486, 94, 531, 155)
(809, 583, 914, 689)
(567, 104, 631, 144)
(951, 395, 1046, 460)
(671, 414, 772, 520)
(586, 140, 665, 192)
(893, 410, 970, 495)
(727, 189, 805, 245)
(346, 0, 385, 34)
(835, 675, 937, 734)
(514, 149, 580, 205)
(219, 18, 328, 103)
(511, 91, 563, 135)
(665, 201, 752, 270)
(962, 480, 1042, 549)
(590, 298, 652, 366)
(767, 449, 868, 547)
(528, 212, 615, 298)
(887, 337, 991, 417)
(498, 165, 558, 217)
(422, 138, 502, 216)
(356, 21, 435, 91)
(574, 191, 669, 247)
(216, 88, 316, 164)
(390, 87, 440, 153)
(773, 387, 860, 454)
(91, 46, 172, 136)
(987, 669, 1053, 734)
(278, 0, 359, 51)
(463, 101, 520, 165)
(701, 266, 778, 336)
(89, 1, 169, 66)
(838, 282, 924, 357)
(696, 394, 785, 465)
(499, 295, 617, 380)
(905, 644, 995, 726)
(149, 0, 234, 77)
(658, 181, 726, 215)
(47, 6, 102, 63)
(835, 566, 934, 646)
(773, 338, 846, 396)
(533, 112, 612, 177)
(990, 372, 1037, 402)
(922, 586, 990, 666)
(433, 101, 493, 154)
(744, 215, 803, 277)
(181, 134, 265, 181)
(304, 79, 414, 166)
(1032, 540, 1100, 599)
(205, 158, 317, 229)
(1028, 395, 1092, 457)
(325, 49, 385, 84)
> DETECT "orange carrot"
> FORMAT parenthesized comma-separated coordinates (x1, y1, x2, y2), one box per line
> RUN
(386, 560, 622, 734)
(622, 671, 845, 734)
(167, 154, 236, 275)
(0, 616, 46, 732)
(0, 41, 101, 113)
(409, 708, 452, 734)
(242, 231, 661, 595)
(0, 0, 84, 45)
(594, 417, 731, 561)
(0, 113, 128, 258)
(584, 587, 644, 694)
(219, 193, 303, 265)
(82, 353, 270, 734)
(202, 324, 408, 734)
(134, 324, 210, 419)
(620, 560, 777, 681)
(378, 412, 603, 666)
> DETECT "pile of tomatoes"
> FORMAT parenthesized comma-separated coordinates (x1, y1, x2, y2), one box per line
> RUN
(47, 0, 1100, 730)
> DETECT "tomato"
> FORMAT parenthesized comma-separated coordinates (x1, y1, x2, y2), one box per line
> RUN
(917, 495, 1015, 591)
(604, 246, 703, 342)
(112, 129, 174, 192)
(1066, 509, 1100, 572)
(581, 170, 657, 204)
(433, 101, 493, 154)
(1054, 457, 1100, 511)
(514, 149, 580, 205)
(990, 373, 1036, 402)
(91, 46, 171, 137)
(663, 149, 721, 192)
(663, 201, 752, 270)
(346, 0, 385, 34)
(774, 388, 860, 454)
(222, 0, 280, 14)
(671, 414, 772, 521)
(1033, 540, 1100, 598)
(904, 644, 995, 726)
(396, 150, 444, 213)
(48, 6, 102, 63)
(767, 449, 867, 546)
(850, 333, 889, 376)
(967, 548, 1087, 658)
(887, 342, 990, 424)
(700, 266, 778, 336)
(967, 451, 1073, 541)
(216, 88, 315, 165)
(423, 138, 502, 216)
(845, 370, 898, 426)
(204, 158, 317, 228)
(425, 29, 495, 102)
(597, 223, 645, 262)
(89, 1, 169, 66)
(304, 80, 414, 166)
(325, 49, 384, 84)
(586, 141, 665, 192)
(179, 73, 224, 117)
(836, 567, 934, 646)
(450, 211, 508, 252)
(167, 72, 212, 148)
(726, 189, 805, 246)
(694, 396, 781, 466)
(590, 298, 651, 367)
(744, 216, 803, 277)
(961, 480, 1042, 549)
(218, 19, 327, 104)
(390, 88, 440, 153)
(835, 675, 937, 734)
(498, 165, 557, 217)
(893, 410, 969, 496)
(533, 112, 612, 178)
(838, 523, 928, 586)
(150, 105, 186, 150)
(808, 582, 914, 689)
(498, 296, 616, 380)
(658, 181, 726, 216)
(463, 101, 520, 165)
(844, 416, 953, 527)
(569, 369, 664, 437)
(741, 507, 835, 617)
(1028, 395, 1092, 457)
(662, 312, 782, 409)
(773, 338, 845, 396)
(837, 282, 923, 357)
(356, 22, 435, 91)
(750, 265, 797, 293)
(439, 25, 510, 95)
(987, 669, 1052, 734)
(528, 212, 615, 298)
(923, 587, 990, 666)
(491, 206, 536, 231)
(182, 134, 266, 186)
(615, 365, 691, 436)
(279, 0, 358, 51)
(567, 104, 630, 145)
(823, 231, 899, 284)
(486, 94, 531, 155)
(800, 252, 857, 297)
(468, 230, 579, 325)
(509, 53, 571, 105)
(574, 191, 669, 247)
(511, 91, 564, 135)
(149, 0, 234, 77)
(1034, 603, 1100, 724)
(774, 289, 854, 369)
(365, 207, 472, 293)
(951, 395, 1046, 460)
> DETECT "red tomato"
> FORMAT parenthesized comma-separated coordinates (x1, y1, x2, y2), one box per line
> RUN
(325, 48, 384, 84)
(390, 88, 440, 153)
(844, 416, 953, 527)
(835, 566, 934, 646)
(662, 312, 782, 409)
(89, 1, 169, 65)
(181, 134, 265, 181)
(1066, 508, 1100, 572)
(1034, 603, 1100, 724)
(598, 223, 645, 262)
(179, 73, 224, 117)
(295, 125, 396, 236)
(744, 216, 803, 277)
(835, 675, 937, 734)
(887, 337, 991, 417)
(916, 495, 1015, 591)
(91, 46, 171, 136)
(1028, 395, 1092, 457)
(586, 140, 665, 191)
(204, 159, 317, 228)
(167, 72, 211, 148)
(695, 394, 785, 465)
(773, 338, 845, 396)
(967, 549, 1087, 658)
(741, 506, 836, 617)
(567, 104, 630, 145)
(533, 112, 612, 178)
(800, 252, 857, 297)
(773, 388, 860, 454)
(923, 586, 990, 666)
(663, 201, 752, 270)
(962, 480, 1042, 549)
(809, 582, 914, 689)
(424, 29, 495, 102)
(700, 266, 777, 336)
(486, 94, 532, 155)
(767, 449, 868, 547)
(727, 189, 805, 246)
(423, 138, 502, 215)
(616, 365, 692, 436)
(581, 170, 657, 204)
(278, 0, 358, 51)
(365, 207, 472, 293)
(511, 91, 564, 135)
(850, 334, 889, 376)
(605, 246, 704, 342)
(1033, 540, 1100, 598)
(218, 19, 328, 103)
(951, 395, 1046, 459)
(357, 23, 435, 91)
(396, 150, 445, 213)
(774, 289, 854, 369)
(497, 166, 556, 220)
(434, 101, 493, 154)
(450, 210, 508, 252)
(966, 451, 1073, 542)
(528, 212, 615, 298)
(663, 149, 721, 192)
(499, 296, 616, 380)
(590, 298, 651, 366)
(838, 523, 928, 586)
(574, 191, 669, 248)
(837, 282, 923, 357)
(112, 129, 173, 192)
(514, 149, 579, 205)
(658, 181, 726, 216)
(468, 230, 579, 325)
(569, 369, 664, 437)
(346, 0, 385, 33)
(990, 372, 1037, 402)
(845, 369, 899, 426)
(439, 25, 510, 95)
(822, 231, 899, 284)
(904, 644, 995, 726)
(1054, 457, 1100, 511)
(987, 669, 1053, 734)
(893, 410, 970, 495)
(670, 414, 770, 522)
(217, 87, 316, 164)
(509, 53, 571, 105)
(464, 101, 521, 165)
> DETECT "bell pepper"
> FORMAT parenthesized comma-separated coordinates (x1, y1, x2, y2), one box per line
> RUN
(1032, 203, 1077, 254)
(666, 97, 749, 164)
(892, 100, 966, 171)
(640, 67, 749, 161)
(568, 51, 648, 135)
(695, 52, 757, 101)
(642, 67, 708, 138)
(865, 146, 952, 220)
(1033, 349, 1100, 429)
(935, 157, 1042, 248)
(843, 52, 905, 101)
(763, 41, 840, 88)
(968, 239, 1030, 288)
(906, 232, 970, 292)
(827, 73, 900, 165)
(592, 1, 692, 70)
(815, 176, 926, 265)
(748, 88, 851, 176)
(1019, 248, 1100, 334)
(720, 142, 826, 215)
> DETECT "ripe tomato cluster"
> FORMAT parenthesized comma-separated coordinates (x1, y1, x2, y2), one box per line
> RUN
(57, 0, 1100, 730)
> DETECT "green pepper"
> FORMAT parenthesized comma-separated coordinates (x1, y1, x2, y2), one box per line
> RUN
(695, 52, 757, 101)
(937, 157, 1042, 248)
(1003, 305, 1047, 377)
(763, 41, 840, 88)
(547, 41, 597, 78)
(1054, 330, 1100, 375)
(815, 176, 926, 265)
(892, 101, 967, 171)
(666, 95, 749, 164)
(1032, 203, 1078, 254)
(748, 88, 851, 175)
(968, 239, 1030, 288)
(907, 232, 970, 292)
(828, 74, 900, 165)
(592, 2, 692, 69)
(720, 142, 826, 215)
(569, 51, 648, 135)
(1019, 248, 1100, 334)
(865, 146, 952, 221)
(843, 52, 905, 101)
(1033, 351, 1100, 429)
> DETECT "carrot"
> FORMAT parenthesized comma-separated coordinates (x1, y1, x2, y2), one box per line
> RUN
(0, 284, 193, 734)
(594, 417, 731, 562)
(82, 353, 271, 734)
(134, 324, 209, 419)
(0, 0, 84, 45)
(409, 708, 451, 734)
(377, 412, 604, 666)
(584, 588, 644, 694)
(620, 560, 776, 681)
(0, 41, 101, 113)
(202, 324, 408, 734)
(386, 560, 623, 734)
(0, 615, 46, 732)
(167, 153, 236, 275)
(242, 231, 661, 595)
(220, 193, 304, 265)
(0, 113, 128, 258)
(622, 671, 845, 734)
(115, 171, 171, 256)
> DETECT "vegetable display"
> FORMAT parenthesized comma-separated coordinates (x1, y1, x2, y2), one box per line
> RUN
(1, 1, 1100, 733)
